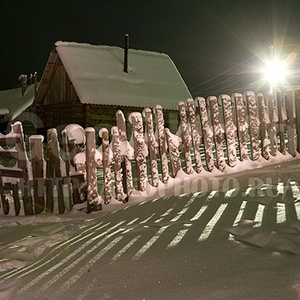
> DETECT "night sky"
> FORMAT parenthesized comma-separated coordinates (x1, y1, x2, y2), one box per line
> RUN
(1, 0, 300, 97)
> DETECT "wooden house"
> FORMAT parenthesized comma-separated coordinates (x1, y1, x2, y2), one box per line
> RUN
(33, 40, 192, 135)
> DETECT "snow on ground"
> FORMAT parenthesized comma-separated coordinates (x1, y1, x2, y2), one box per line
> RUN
(0, 159, 300, 299)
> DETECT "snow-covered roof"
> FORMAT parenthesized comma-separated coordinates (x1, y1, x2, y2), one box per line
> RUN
(0, 86, 35, 121)
(52, 41, 191, 110)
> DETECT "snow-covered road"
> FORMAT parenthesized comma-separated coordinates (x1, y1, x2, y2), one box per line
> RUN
(1, 160, 300, 299)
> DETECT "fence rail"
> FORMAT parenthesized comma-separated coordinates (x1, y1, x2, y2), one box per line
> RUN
(1, 88, 300, 215)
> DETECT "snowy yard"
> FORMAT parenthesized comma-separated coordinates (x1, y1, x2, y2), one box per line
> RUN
(0, 159, 300, 299)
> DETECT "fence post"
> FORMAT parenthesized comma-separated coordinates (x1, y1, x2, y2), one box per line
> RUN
(246, 91, 260, 161)
(30, 135, 45, 214)
(46, 129, 65, 214)
(143, 108, 159, 187)
(178, 101, 193, 174)
(111, 126, 127, 201)
(234, 93, 249, 161)
(61, 130, 74, 210)
(257, 93, 270, 160)
(221, 94, 237, 167)
(130, 112, 148, 191)
(209, 96, 226, 171)
(100, 128, 112, 204)
(165, 128, 181, 176)
(12, 122, 33, 215)
(196, 97, 214, 171)
(276, 89, 286, 154)
(294, 87, 300, 153)
(186, 99, 203, 173)
(154, 105, 169, 183)
(266, 92, 278, 156)
(285, 88, 296, 157)
(116, 110, 133, 197)
(85, 127, 102, 211)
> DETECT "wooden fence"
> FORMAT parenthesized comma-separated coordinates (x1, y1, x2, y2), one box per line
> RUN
(1, 88, 300, 215)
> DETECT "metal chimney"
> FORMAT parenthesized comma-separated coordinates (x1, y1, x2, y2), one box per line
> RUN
(124, 34, 129, 73)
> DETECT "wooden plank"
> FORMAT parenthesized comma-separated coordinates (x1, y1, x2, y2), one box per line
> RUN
(178, 101, 193, 174)
(209, 96, 226, 171)
(186, 99, 202, 173)
(130, 112, 148, 191)
(116, 110, 133, 197)
(165, 128, 181, 177)
(143, 108, 159, 186)
(221, 94, 237, 167)
(12, 122, 33, 215)
(293, 87, 300, 153)
(12, 183, 20, 216)
(285, 88, 296, 157)
(85, 127, 102, 211)
(154, 105, 169, 183)
(266, 92, 278, 156)
(0, 137, 21, 146)
(245, 91, 260, 161)
(0, 149, 18, 159)
(30, 135, 45, 214)
(61, 130, 74, 210)
(111, 126, 126, 201)
(275, 89, 286, 154)
(257, 93, 270, 160)
(234, 93, 249, 161)
(100, 128, 112, 204)
(0, 171, 9, 215)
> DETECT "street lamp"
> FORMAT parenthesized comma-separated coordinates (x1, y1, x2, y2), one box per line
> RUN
(263, 59, 287, 93)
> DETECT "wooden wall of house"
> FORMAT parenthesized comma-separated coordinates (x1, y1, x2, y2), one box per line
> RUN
(43, 63, 78, 105)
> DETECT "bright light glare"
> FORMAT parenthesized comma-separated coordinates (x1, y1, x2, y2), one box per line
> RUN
(263, 59, 287, 85)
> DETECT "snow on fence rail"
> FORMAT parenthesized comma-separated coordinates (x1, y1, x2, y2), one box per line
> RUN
(1, 88, 300, 215)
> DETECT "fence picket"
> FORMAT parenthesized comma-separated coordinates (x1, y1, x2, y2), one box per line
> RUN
(221, 94, 237, 167)
(178, 101, 193, 174)
(100, 128, 112, 204)
(267, 92, 278, 156)
(257, 93, 270, 160)
(116, 110, 133, 197)
(234, 93, 249, 161)
(209, 96, 226, 171)
(12, 122, 33, 215)
(130, 112, 148, 191)
(295, 88, 300, 153)
(111, 126, 126, 201)
(30, 135, 45, 214)
(154, 105, 169, 183)
(165, 128, 181, 177)
(285, 88, 296, 157)
(85, 128, 102, 211)
(186, 99, 203, 173)
(276, 89, 286, 154)
(246, 91, 260, 161)
(143, 108, 159, 187)
(196, 97, 214, 171)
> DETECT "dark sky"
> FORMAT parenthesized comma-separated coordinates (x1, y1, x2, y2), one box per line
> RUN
(1, 0, 300, 97)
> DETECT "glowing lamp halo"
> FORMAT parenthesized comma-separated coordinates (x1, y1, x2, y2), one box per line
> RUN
(263, 59, 287, 86)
